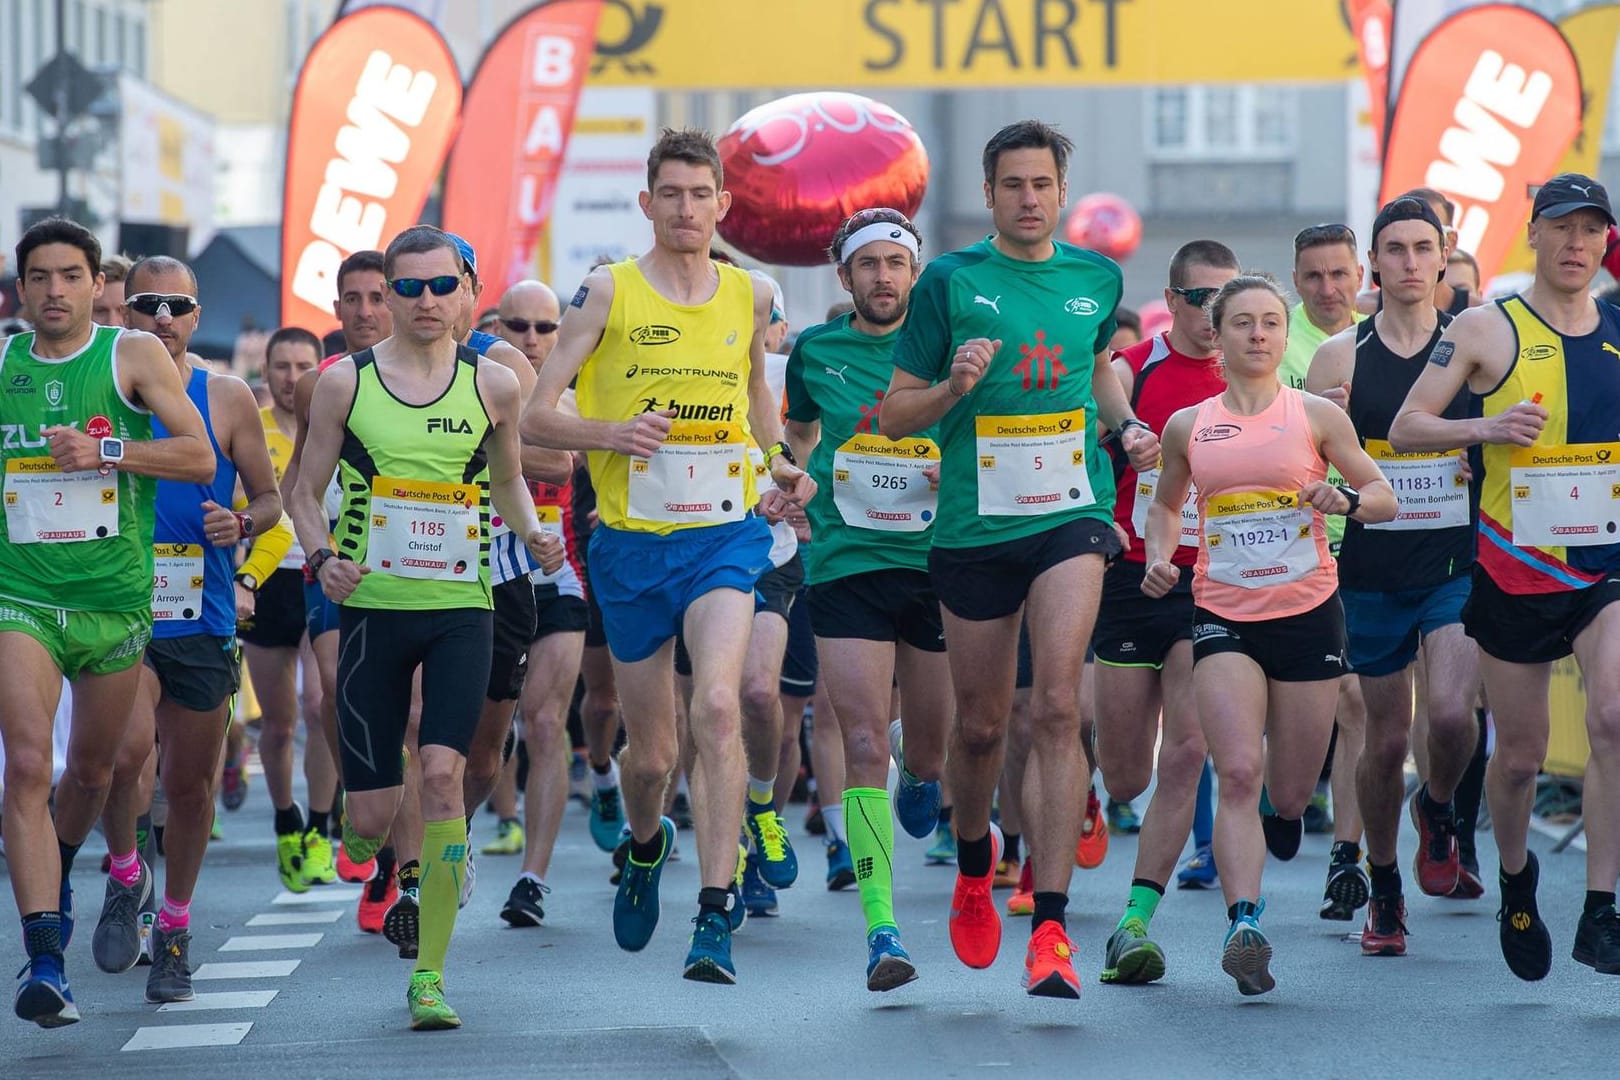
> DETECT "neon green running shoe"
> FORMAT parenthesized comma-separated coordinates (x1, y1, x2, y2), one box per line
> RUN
(480, 818, 525, 856)
(301, 829, 338, 886)
(407, 970, 460, 1030)
(277, 832, 308, 894)
(342, 795, 384, 866)
(210, 818, 224, 841)
(1100, 916, 1166, 985)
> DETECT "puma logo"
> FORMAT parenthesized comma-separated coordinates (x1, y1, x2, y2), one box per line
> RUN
(824, 364, 849, 385)
(1603, 342, 1620, 360)
(1571, 182, 1594, 196)
(973, 295, 1001, 315)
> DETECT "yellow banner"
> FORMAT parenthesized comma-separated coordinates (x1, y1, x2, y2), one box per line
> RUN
(589, 0, 1358, 88)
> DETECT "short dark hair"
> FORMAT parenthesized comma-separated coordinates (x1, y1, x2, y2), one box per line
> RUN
(1401, 187, 1456, 227)
(383, 226, 459, 279)
(647, 127, 722, 191)
(336, 249, 385, 296)
(1209, 272, 1291, 332)
(127, 254, 198, 296)
(17, 217, 101, 278)
(982, 120, 1073, 186)
(266, 326, 322, 361)
(1168, 240, 1240, 289)
(1293, 223, 1358, 260)
(100, 253, 133, 283)
(321, 328, 347, 356)
(1114, 306, 1141, 336)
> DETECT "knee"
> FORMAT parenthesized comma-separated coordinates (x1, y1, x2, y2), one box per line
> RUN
(63, 758, 116, 801)
(1270, 789, 1311, 819)
(1363, 721, 1411, 770)
(1029, 689, 1079, 740)
(739, 677, 778, 725)
(844, 725, 887, 776)
(1216, 756, 1265, 805)
(624, 729, 680, 781)
(3, 748, 53, 797)
(1099, 742, 1151, 803)
(954, 710, 1005, 758)
(420, 765, 463, 809)
(346, 795, 395, 838)
(1587, 699, 1620, 758)
(690, 687, 742, 744)
(1154, 732, 1208, 792)
(522, 709, 564, 751)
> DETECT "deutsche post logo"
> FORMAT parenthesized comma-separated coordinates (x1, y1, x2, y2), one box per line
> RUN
(592, 2, 663, 76)
(100, 489, 115, 504)
(465, 525, 480, 540)
(727, 462, 742, 477)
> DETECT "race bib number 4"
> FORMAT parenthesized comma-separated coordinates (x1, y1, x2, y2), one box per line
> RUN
(3, 457, 119, 544)
(974, 409, 1093, 517)
(1509, 442, 1620, 548)
(1131, 468, 1199, 548)
(1204, 489, 1320, 589)
(365, 476, 481, 581)
(152, 543, 204, 622)
(627, 420, 748, 525)
(833, 434, 939, 532)
(1364, 439, 1468, 532)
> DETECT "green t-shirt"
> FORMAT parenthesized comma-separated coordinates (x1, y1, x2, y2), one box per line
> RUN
(892, 237, 1122, 549)
(1278, 302, 1365, 546)
(785, 313, 938, 585)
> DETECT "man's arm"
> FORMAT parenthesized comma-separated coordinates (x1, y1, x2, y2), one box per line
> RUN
(289, 363, 354, 562)
(1092, 348, 1159, 471)
(481, 361, 564, 574)
(742, 278, 814, 506)
(1304, 326, 1356, 409)
(880, 263, 971, 438)
(218, 376, 282, 537)
(278, 366, 320, 513)
(480, 336, 572, 484)
(1390, 306, 1544, 451)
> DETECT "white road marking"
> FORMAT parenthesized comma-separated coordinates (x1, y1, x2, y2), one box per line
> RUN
(271, 887, 361, 906)
(191, 960, 301, 980)
(220, 933, 324, 951)
(122, 1022, 253, 1051)
(246, 909, 343, 926)
(158, 990, 279, 1012)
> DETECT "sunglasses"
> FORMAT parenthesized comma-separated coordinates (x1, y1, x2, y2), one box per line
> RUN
(501, 318, 559, 335)
(126, 293, 198, 317)
(1170, 286, 1219, 308)
(387, 275, 462, 298)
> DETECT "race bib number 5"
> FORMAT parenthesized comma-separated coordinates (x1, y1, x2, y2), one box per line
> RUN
(1204, 489, 1319, 589)
(365, 476, 482, 581)
(1364, 439, 1467, 531)
(974, 409, 1093, 517)
(3, 457, 119, 544)
(627, 420, 748, 525)
(833, 434, 939, 532)
(1509, 442, 1620, 548)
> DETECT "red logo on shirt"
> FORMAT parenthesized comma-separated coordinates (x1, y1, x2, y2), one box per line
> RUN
(85, 415, 112, 438)
(1013, 331, 1066, 391)
(855, 389, 886, 435)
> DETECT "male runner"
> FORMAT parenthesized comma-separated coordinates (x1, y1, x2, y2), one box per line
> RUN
(4, 218, 214, 1027)
(523, 128, 815, 983)
(882, 120, 1158, 999)
(90, 256, 284, 1002)
(94, 254, 130, 328)
(292, 225, 557, 1028)
(1391, 173, 1620, 981)
(1095, 240, 1239, 985)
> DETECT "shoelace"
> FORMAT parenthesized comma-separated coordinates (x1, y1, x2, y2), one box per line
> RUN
(101, 877, 144, 929)
(753, 811, 790, 862)
(1371, 900, 1408, 937)
(1425, 808, 1456, 863)
(691, 912, 729, 944)
(152, 932, 189, 983)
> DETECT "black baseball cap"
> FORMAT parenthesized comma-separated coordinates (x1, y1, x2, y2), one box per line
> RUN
(1369, 196, 1447, 286)
(1532, 173, 1616, 225)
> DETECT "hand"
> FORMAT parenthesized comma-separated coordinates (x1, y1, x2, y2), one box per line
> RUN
(786, 503, 812, 544)
(923, 462, 940, 491)
(614, 409, 675, 457)
(1111, 519, 1131, 553)
(1481, 402, 1546, 447)
(769, 459, 816, 507)
(234, 581, 256, 624)
(948, 337, 999, 397)
(1120, 424, 1161, 473)
(1320, 381, 1352, 411)
(1142, 559, 1180, 598)
(1456, 449, 1474, 484)
(1300, 481, 1351, 515)
(201, 501, 239, 547)
(756, 487, 791, 523)
(525, 529, 565, 575)
(41, 425, 102, 472)
(317, 557, 368, 603)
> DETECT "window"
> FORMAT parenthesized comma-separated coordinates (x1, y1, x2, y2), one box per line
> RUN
(94, 6, 107, 65)
(132, 18, 145, 79)
(113, 11, 126, 68)
(1146, 85, 1297, 159)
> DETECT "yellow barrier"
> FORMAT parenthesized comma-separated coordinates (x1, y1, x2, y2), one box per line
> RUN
(1546, 657, 1591, 778)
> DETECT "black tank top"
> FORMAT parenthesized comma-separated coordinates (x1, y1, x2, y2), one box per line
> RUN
(1338, 313, 1477, 591)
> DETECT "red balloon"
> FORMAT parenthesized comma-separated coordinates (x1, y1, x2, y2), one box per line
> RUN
(1138, 299, 1173, 340)
(717, 92, 929, 266)
(1065, 193, 1142, 262)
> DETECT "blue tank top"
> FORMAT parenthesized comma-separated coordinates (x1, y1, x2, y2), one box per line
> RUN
(151, 365, 238, 638)
(462, 331, 546, 586)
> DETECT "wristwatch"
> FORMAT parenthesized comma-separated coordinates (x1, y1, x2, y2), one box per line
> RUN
(234, 511, 254, 538)
(764, 440, 797, 467)
(307, 547, 338, 577)
(234, 571, 260, 593)
(99, 437, 124, 473)
(1333, 483, 1362, 516)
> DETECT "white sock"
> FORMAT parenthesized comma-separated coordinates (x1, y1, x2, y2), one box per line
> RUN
(519, 871, 546, 888)
(591, 760, 620, 791)
(747, 774, 776, 806)
(822, 804, 844, 843)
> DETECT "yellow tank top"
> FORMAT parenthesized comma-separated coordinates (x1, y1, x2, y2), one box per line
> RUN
(261, 406, 295, 483)
(577, 260, 758, 535)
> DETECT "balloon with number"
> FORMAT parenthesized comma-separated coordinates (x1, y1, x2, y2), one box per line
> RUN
(1065, 193, 1142, 262)
(717, 92, 929, 266)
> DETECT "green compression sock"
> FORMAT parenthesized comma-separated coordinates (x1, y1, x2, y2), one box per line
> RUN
(1118, 879, 1166, 930)
(845, 787, 896, 936)
(416, 817, 469, 975)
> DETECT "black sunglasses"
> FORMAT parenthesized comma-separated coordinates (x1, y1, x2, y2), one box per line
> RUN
(1170, 286, 1219, 308)
(387, 275, 462, 298)
(501, 318, 559, 335)
(126, 293, 198, 317)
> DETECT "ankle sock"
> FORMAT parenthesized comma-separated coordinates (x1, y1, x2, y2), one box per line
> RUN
(274, 804, 305, 837)
(1585, 890, 1616, 917)
(157, 896, 190, 932)
(1032, 891, 1067, 931)
(957, 830, 993, 879)
(109, 849, 141, 888)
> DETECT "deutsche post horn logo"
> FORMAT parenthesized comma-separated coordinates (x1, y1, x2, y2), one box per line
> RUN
(593, 2, 663, 77)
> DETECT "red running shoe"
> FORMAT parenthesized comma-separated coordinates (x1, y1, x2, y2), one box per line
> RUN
(335, 842, 375, 885)
(1361, 895, 1408, 957)
(1023, 920, 1081, 998)
(1076, 789, 1108, 869)
(949, 824, 1003, 969)
(1007, 856, 1035, 916)
(1408, 789, 1461, 897)
(1449, 863, 1486, 901)
(356, 868, 397, 934)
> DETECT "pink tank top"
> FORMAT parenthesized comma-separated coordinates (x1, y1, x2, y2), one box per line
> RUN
(1187, 386, 1335, 620)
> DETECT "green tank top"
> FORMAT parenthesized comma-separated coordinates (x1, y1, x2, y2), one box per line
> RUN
(335, 346, 493, 611)
(0, 326, 155, 612)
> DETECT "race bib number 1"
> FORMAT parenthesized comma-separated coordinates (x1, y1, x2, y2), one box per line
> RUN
(3, 457, 119, 544)
(365, 476, 482, 581)
(1364, 439, 1468, 532)
(974, 409, 1092, 517)
(833, 433, 939, 532)
(1204, 489, 1319, 589)
(627, 420, 748, 525)
(1509, 442, 1620, 548)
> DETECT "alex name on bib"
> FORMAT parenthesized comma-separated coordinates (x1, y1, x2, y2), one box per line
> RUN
(152, 542, 204, 621)
(1509, 442, 1620, 547)
(974, 409, 1092, 517)
(1204, 489, 1318, 588)
(834, 433, 939, 532)
(366, 476, 481, 581)
(1133, 468, 1199, 547)
(1364, 439, 1467, 531)
(628, 419, 748, 525)
(3, 457, 119, 544)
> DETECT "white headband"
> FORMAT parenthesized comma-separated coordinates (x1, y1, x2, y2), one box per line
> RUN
(840, 221, 920, 265)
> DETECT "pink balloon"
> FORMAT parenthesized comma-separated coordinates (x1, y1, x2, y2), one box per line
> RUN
(1065, 193, 1142, 262)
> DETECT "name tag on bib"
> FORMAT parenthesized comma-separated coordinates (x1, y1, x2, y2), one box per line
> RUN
(627, 420, 748, 525)
(3, 457, 119, 544)
(366, 476, 481, 581)
(1509, 442, 1620, 547)
(1205, 490, 1319, 589)
(974, 409, 1093, 516)
(152, 543, 205, 622)
(833, 434, 938, 533)
(1131, 468, 1199, 548)
(1364, 439, 1468, 531)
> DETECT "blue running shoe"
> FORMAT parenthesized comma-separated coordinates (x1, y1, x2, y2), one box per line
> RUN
(925, 823, 957, 865)
(741, 852, 778, 916)
(745, 801, 798, 888)
(889, 719, 941, 839)
(14, 953, 80, 1028)
(826, 839, 855, 891)
(1222, 899, 1274, 996)
(683, 911, 736, 984)
(613, 816, 675, 951)
(866, 927, 918, 992)
(1176, 844, 1219, 890)
(589, 785, 627, 853)
(728, 844, 748, 933)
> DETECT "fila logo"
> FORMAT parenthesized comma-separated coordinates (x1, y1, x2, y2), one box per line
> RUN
(973, 294, 1001, 315)
(427, 417, 473, 434)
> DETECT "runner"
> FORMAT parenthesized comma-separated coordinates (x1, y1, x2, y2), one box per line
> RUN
(3, 218, 215, 1027)
(1095, 239, 1239, 985)
(1144, 273, 1396, 995)
(90, 255, 285, 1003)
(290, 224, 558, 1029)
(93, 254, 130, 328)
(1306, 196, 1480, 955)
(883, 120, 1158, 999)
(1390, 173, 1620, 981)
(784, 207, 948, 989)
(522, 128, 815, 984)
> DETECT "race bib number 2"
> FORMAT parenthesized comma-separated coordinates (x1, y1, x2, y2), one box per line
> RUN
(3, 457, 119, 544)
(974, 409, 1093, 517)
(365, 476, 482, 581)
(1509, 442, 1620, 548)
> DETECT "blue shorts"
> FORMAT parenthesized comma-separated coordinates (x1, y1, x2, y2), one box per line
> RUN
(588, 516, 773, 664)
(1342, 574, 1471, 678)
(304, 578, 342, 640)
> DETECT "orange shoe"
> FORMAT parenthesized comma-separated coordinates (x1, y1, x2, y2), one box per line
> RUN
(356, 869, 397, 934)
(1076, 789, 1109, 869)
(336, 842, 375, 884)
(1007, 855, 1035, 916)
(1023, 919, 1081, 998)
(993, 856, 1021, 890)
(949, 825, 1003, 969)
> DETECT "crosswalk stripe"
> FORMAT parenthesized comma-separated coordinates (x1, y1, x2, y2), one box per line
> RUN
(246, 910, 344, 926)
(191, 960, 301, 980)
(220, 933, 324, 951)
(121, 1022, 253, 1051)
(158, 990, 279, 1012)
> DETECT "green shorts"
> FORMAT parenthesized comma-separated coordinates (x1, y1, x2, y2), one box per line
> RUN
(0, 595, 152, 680)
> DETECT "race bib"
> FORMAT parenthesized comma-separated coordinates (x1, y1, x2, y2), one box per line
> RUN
(151, 542, 205, 622)
(1131, 468, 1199, 548)
(1204, 489, 1320, 589)
(974, 409, 1093, 517)
(627, 420, 748, 525)
(1509, 442, 1620, 548)
(536, 503, 564, 540)
(365, 476, 481, 581)
(833, 433, 939, 533)
(1364, 439, 1468, 532)
(3, 457, 119, 544)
